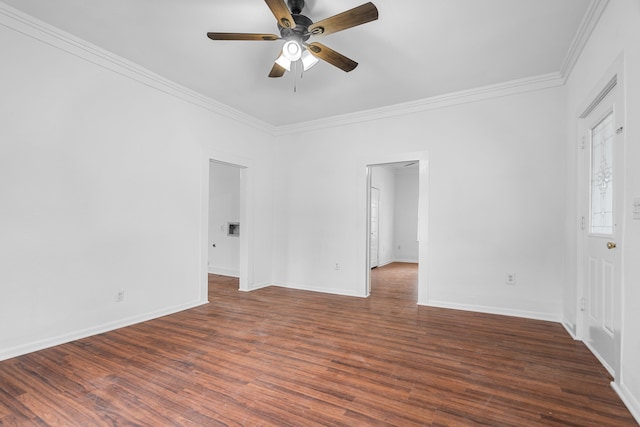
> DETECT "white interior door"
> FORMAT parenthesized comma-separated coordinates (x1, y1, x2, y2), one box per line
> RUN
(370, 187, 380, 268)
(581, 83, 623, 377)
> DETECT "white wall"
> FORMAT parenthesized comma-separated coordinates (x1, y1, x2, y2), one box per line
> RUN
(563, 0, 640, 419)
(394, 170, 419, 262)
(272, 87, 567, 320)
(370, 166, 396, 266)
(0, 10, 274, 360)
(208, 162, 241, 277)
(4, 6, 638, 420)
(370, 165, 420, 266)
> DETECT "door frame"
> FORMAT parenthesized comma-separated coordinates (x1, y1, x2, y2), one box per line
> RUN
(369, 186, 380, 269)
(360, 151, 429, 302)
(207, 161, 243, 278)
(575, 54, 625, 380)
(201, 151, 254, 301)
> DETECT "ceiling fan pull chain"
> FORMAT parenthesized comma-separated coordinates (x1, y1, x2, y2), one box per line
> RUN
(293, 61, 297, 93)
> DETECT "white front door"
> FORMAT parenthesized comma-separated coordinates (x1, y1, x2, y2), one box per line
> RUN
(581, 83, 624, 377)
(370, 187, 380, 268)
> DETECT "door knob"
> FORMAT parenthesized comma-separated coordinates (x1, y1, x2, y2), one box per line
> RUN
(607, 242, 617, 249)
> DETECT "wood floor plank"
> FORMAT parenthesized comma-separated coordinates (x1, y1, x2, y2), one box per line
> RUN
(0, 263, 636, 426)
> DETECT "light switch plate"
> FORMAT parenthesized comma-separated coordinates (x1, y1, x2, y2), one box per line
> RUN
(634, 198, 640, 220)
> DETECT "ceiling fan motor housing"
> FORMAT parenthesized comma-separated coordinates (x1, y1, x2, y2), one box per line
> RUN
(278, 13, 313, 42)
(288, 0, 305, 14)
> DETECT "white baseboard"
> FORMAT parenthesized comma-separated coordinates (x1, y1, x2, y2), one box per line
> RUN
(612, 381, 640, 425)
(0, 299, 207, 362)
(373, 259, 418, 268)
(561, 320, 578, 340)
(394, 258, 419, 264)
(583, 340, 615, 377)
(207, 267, 240, 278)
(239, 282, 272, 292)
(376, 260, 394, 268)
(272, 282, 363, 298)
(425, 300, 562, 323)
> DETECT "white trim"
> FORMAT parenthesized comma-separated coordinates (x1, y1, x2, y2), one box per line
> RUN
(374, 259, 419, 268)
(612, 381, 640, 425)
(427, 300, 562, 323)
(202, 154, 254, 298)
(575, 53, 625, 380)
(0, 2, 275, 135)
(562, 320, 578, 340)
(0, 1, 604, 136)
(584, 340, 615, 377)
(238, 282, 272, 292)
(375, 260, 394, 268)
(275, 73, 564, 136)
(272, 282, 363, 298)
(207, 267, 240, 278)
(0, 300, 207, 362)
(559, 0, 610, 81)
(360, 152, 430, 305)
(579, 75, 617, 118)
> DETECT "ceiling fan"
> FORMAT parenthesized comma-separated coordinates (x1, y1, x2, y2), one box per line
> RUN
(207, 0, 379, 78)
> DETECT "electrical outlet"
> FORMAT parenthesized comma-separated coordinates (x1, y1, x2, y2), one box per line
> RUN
(506, 273, 516, 285)
(116, 290, 125, 302)
(335, 263, 341, 271)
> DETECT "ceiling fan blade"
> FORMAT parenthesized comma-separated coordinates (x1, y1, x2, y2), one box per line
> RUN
(269, 62, 287, 78)
(305, 42, 358, 72)
(207, 32, 280, 41)
(308, 2, 379, 36)
(264, 0, 296, 29)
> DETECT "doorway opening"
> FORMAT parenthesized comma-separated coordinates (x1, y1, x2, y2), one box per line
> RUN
(206, 159, 249, 296)
(208, 161, 242, 278)
(367, 162, 420, 300)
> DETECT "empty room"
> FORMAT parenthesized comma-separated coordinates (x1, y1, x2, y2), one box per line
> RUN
(1, 0, 639, 425)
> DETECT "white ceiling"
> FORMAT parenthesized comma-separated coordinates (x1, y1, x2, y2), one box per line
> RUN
(3, 0, 592, 126)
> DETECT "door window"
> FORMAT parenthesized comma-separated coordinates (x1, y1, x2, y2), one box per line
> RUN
(590, 111, 614, 235)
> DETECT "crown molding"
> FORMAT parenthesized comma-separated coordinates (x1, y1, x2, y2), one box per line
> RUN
(274, 0, 610, 136)
(1, 0, 608, 137)
(274, 72, 565, 136)
(559, 0, 610, 82)
(0, 2, 277, 135)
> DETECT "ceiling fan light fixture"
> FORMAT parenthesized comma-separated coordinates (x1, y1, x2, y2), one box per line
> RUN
(207, 1, 380, 78)
(282, 40, 302, 61)
(301, 49, 319, 71)
(275, 53, 292, 71)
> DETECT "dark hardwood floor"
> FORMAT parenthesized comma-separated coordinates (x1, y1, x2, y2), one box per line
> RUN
(0, 263, 636, 426)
